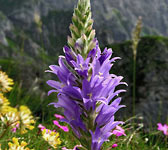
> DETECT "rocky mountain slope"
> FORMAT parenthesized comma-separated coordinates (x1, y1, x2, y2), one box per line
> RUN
(0, 0, 168, 55)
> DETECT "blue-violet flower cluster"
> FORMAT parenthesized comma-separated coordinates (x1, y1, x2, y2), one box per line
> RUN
(46, 41, 127, 150)
(46, 0, 127, 149)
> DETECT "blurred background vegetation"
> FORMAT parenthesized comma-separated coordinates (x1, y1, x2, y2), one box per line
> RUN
(0, 0, 168, 130)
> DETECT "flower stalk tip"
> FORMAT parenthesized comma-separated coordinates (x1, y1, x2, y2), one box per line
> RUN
(68, 0, 96, 57)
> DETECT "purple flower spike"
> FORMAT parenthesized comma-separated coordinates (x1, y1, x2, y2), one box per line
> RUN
(46, 42, 127, 149)
(46, 1, 127, 149)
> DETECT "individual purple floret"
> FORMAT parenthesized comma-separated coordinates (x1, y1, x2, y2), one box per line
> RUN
(71, 54, 90, 78)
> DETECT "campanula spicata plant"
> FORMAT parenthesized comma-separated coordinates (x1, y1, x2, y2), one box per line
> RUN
(46, 0, 127, 149)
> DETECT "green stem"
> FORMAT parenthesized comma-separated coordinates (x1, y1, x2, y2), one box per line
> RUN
(0, 124, 9, 139)
(132, 56, 136, 117)
(132, 55, 136, 150)
(0, 119, 20, 139)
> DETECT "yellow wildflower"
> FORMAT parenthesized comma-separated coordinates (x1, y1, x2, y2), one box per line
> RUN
(8, 137, 32, 150)
(0, 71, 14, 93)
(0, 93, 10, 112)
(19, 105, 35, 134)
(0, 105, 35, 133)
(42, 129, 61, 149)
(0, 106, 19, 127)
